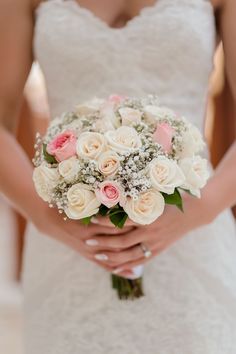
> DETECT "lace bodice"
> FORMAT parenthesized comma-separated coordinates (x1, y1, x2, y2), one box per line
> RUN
(34, 0, 216, 131)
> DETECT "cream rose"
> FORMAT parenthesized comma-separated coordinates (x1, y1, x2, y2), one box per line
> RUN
(65, 183, 101, 219)
(178, 125, 205, 158)
(76, 132, 107, 160)
(33, 163, 60, 202)
(105, 126, 142, 154)
(75, 98, 105, 115)
(99, 102, 121, 130)
(58, 157, 80, 183)
(149, 156, 185, 194)
(98, 151, 120, 176)
(123, 189, 165, 225)
(118, 107, 142, 126)
(144, 105, 176, 124)
(179, 156, 209, 197)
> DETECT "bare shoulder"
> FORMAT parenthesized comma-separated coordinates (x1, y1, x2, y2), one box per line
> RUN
(0, 0, 36, 16)
(31, 0, 45, 11)
(210, 0, 231, 10)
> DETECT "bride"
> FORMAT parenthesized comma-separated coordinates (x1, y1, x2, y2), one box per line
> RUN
(1, 0, 236, 353)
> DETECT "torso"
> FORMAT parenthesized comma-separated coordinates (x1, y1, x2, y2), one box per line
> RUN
(32, 0, 222, 27)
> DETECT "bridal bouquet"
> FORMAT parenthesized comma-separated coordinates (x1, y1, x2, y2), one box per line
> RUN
(33, 95, 209, 299)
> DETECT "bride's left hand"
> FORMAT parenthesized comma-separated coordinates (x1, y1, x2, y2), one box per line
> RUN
(85, 191, 215, 277)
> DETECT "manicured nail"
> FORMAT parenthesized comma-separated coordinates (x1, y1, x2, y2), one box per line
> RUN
(95, 254, 108, 261)
(112, 268, 124, 275)
(91, 217, 99, 224)
(86, 239, 99, 246)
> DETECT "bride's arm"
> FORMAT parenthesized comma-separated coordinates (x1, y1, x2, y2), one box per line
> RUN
(90, 0, 236, 274)
(0, 0, 36, 219)
(0, 0, 131, 272)
(207, 0, 236, 215)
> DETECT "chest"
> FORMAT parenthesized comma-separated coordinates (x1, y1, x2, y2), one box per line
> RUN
(75, 0, 157, 29)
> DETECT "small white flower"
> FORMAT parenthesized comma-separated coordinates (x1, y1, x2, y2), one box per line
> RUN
(179, 156, 209, 197)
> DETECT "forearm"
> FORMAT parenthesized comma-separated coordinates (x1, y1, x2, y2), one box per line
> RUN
(0, 125, 45, 220)
(204, 140, 236, 219)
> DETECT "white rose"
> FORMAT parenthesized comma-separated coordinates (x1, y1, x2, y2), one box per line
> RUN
(105, 126, 142, 154)
(149, 156, 185, 194)
(76, 132, 107, 160)
(144, 105, 176, 124)
(65, 183, 101, 220)
(99, 102, 121, 130)
(98, 151, 120, 176)
(118, 107, 142, 126)
(33, 163, 60, 202)
(179, 125, 205, 158)
(75, 98, 105, 115)
(58, 157, 80, 183)
(123, 189, 165, 225)
(66, 120, 83, 135)
(179, 156, 209, 197)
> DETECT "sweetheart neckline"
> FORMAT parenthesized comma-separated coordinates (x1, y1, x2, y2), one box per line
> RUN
(71, 0, 161, 31)
(36, 0, 170, 32)
(35, 0, 214, 34)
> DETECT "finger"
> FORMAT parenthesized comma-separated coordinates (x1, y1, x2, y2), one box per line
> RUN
(64, 219, 133, 240)
(92, 215, 139, 228)
(87, 224, 134, 237)
(84, 228, 145, 249)
(114, 246, 164, 271)
(93, 244, 147, 267)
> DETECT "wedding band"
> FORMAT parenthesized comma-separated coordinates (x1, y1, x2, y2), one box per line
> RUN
(140, 243, 152, 258)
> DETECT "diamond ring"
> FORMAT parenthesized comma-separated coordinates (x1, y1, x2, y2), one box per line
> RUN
(140, 243, 152, 258)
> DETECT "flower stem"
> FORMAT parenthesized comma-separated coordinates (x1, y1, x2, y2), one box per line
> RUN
(111, 275, 144, 300)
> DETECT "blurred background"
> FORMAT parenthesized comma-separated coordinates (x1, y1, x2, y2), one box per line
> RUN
(0, 44, 236, 354)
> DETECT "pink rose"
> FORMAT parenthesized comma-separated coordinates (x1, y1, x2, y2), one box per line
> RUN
(108, 94, 126, 105)
(153, 123, 175, 153)
(47, 130, 77, 162)
(95, 181, 123, 208)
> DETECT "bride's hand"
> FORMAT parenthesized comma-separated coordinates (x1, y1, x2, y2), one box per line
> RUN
(86, 191, 215, 276)
(31, 200, 134, 272)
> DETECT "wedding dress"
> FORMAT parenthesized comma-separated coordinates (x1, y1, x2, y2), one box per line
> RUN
(23, 0, 236, 353)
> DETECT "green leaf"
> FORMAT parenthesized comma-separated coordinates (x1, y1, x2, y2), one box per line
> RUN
(43, 144, 57, 164)
(162, 188, 184, 212)
(109, 211, 128, 229)
(81, 216, 93, 226)
(99, 204, 109, 216)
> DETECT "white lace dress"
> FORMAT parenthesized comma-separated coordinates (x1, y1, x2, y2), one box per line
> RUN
(23, 1, 236, 353)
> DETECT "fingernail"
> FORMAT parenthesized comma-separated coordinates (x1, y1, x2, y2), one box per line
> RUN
(86, 239, 99, 246)
(95, 254, 108, 261)
(112, 268, 124, 275)
(91, 217, 99, 224)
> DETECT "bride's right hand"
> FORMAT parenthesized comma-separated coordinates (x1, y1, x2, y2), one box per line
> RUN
(31, 201, 134, 272)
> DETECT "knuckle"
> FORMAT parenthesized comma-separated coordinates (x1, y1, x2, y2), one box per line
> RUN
(119, 237, 130, 248)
